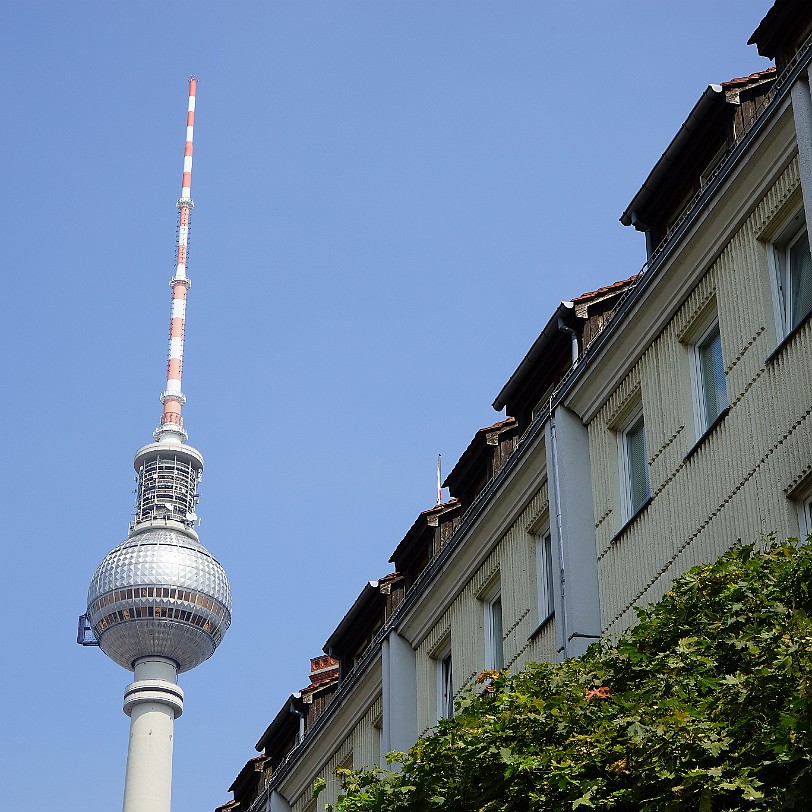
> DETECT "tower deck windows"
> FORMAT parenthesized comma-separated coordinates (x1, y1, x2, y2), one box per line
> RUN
(135, 453, 200, 526)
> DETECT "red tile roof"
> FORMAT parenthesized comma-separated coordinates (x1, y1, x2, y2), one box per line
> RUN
(416, 498, 460, 518)
(301, 674, 339, 695)
(475, 417, 517, 434)
(572, 275, 640, 304)
(722, 67, 776, 88)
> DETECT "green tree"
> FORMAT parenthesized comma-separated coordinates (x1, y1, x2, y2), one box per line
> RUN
(321, 540, 812, 811)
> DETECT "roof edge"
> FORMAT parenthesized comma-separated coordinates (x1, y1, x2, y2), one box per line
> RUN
(492, 302, 573, 411)
(620, 84, 724, 228)
(323, 580, 384, 655)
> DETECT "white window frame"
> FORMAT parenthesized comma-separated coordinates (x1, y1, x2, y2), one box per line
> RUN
(617, 405, 650, 524)
(787, 475, 812, 540)
(535, 530, 555, 625)
(373, 716, 383, 765)
(483, 588, 504, 671)
(688, 314, 728, 438)
(798, 495, 812, 539)
(768, 207, 812, 340)
(435, 643, 453, 720)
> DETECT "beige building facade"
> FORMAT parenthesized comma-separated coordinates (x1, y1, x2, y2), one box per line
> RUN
(215, 3, 812, 810)
(583, 153, 812, 636)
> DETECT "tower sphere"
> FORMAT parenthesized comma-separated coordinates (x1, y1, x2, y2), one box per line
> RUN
(87, 527, 232, 673)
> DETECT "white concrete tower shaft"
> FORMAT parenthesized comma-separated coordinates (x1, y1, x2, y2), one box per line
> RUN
(122, 657, 184, 812)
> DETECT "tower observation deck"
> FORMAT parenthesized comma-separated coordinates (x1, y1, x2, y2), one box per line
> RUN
(80, 78, 231, 812)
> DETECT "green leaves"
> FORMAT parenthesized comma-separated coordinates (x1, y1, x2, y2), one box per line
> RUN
(328, 540, 812, 811)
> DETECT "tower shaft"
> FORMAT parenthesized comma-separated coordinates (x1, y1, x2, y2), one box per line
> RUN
(122, 658, 184, 812)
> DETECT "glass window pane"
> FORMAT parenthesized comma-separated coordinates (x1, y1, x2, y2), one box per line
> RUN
(699, 324, 727, 427)
(626, 416, 650, 513)
(537, 533, 555, 621)
(790, 229, 812, 329)
(490, 596, 504, 670)
(441, 654, 453, 718)
(544, 535, 554, 615)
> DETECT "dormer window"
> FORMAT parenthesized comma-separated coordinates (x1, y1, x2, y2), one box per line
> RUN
(699, 143, 728, 188)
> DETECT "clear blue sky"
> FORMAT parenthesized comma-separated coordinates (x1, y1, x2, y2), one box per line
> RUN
(0, 3, 771, 810)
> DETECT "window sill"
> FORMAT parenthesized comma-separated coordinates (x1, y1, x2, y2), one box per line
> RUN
(766, 307, 812, 365)
(528, 611, 555, 641)
(683, 407, 730, 463)
(611, 496, 653, 544)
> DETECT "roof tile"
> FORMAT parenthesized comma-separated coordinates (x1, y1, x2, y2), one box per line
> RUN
(572, 275, 640, 303)
(721, 67, 776, 88)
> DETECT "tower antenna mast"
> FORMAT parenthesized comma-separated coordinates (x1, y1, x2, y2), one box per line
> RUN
(158, 75, 197, 443)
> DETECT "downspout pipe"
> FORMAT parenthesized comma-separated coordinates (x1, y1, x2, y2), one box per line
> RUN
(548, 401, 568, 659)
(549, 318, 579, 660)
(289, 694, 305, 745)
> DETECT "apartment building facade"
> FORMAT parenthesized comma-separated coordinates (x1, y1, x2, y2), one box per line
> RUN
(564, 0, 812, 639)
(215, 2, 812, 810)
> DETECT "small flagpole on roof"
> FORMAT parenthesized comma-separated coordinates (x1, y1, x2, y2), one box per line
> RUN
(437, 454, 443, 505)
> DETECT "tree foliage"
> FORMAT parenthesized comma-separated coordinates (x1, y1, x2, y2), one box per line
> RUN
(322, 540, 812, 811)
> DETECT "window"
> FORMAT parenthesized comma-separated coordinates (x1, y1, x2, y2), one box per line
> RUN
(699, 142, 728, 188)
(799, 495, 812, 539)
(771, 211, 812, 338)
(484, 592, 504, 671)
(690, 319, 728, 435)
(536, 531, 555, 624)
(618, 408, 650, 522)
(788, 475, 812, 539)
(437, 650, 453, 719)
(373, 716, 383, 765)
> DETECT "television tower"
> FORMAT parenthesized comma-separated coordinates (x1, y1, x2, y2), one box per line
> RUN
(79, 77, 232, 812)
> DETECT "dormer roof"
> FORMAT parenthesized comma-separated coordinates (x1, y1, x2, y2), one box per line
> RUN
(442, 418, 517, 494)
(749, 0, 812, 67)
(388, 500, 460, 567)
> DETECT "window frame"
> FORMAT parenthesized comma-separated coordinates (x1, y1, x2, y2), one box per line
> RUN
(688, 314, 729, 438)
(372, 714, 383, 765)
(535, 530, 555, 627)
(787, 474, 812, 540)
(617, 404, 651, 524)
(798, 494, 812, 539)
(768, 207, 812, 341)
(435, 643, 454, 720)
(483, 589, 504, 671)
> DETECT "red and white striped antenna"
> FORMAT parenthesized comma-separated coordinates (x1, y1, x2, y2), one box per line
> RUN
(156, 76, 198, 443)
